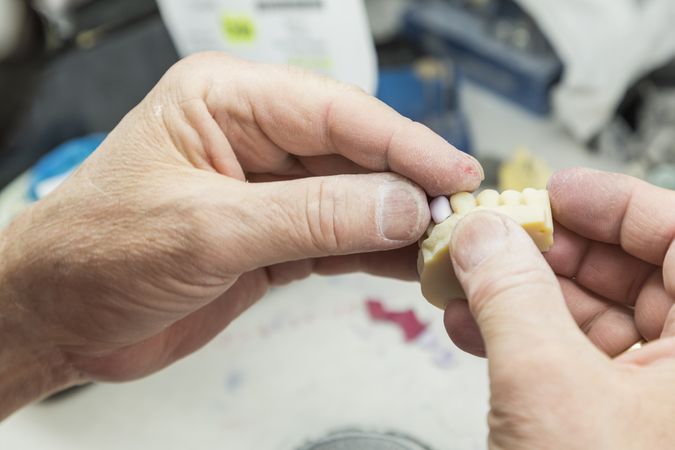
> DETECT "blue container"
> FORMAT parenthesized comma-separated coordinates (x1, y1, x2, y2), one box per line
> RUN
(29, 133, 106, 201)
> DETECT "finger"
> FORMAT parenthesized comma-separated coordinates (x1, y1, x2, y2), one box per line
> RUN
(264, 259, 315, 286)
(181, 96, 248, 180)
(163, 271, 268, 362)
(558, 277, 641, 356)
(660, 304, 675, 338)
(450, 211, 598, 371)
(298, 155, 371, 177)
(265, 246, 420, 286)
(665, 244, 675, 304)
(215, 173, 429, 273)
(635, 271, 675, 341)
(248, 173, 306, 183)
(77, 271, 267, 380)
(616, 336, 675, 366)
(197, 55, 484, 195)
(312, 245, 420, 281)
(444, 276, 642, 358)
(444, 299, 486, 357)
(545, 224, 658, 306)
(548, 168, 675, 266)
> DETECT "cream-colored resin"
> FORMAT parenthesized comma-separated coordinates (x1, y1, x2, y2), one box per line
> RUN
(418, 188, 554, 309)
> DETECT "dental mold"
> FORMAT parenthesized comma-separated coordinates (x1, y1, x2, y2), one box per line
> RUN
(418, 188, 554, 309)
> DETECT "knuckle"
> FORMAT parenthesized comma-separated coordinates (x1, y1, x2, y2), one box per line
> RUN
(304, 180, 343, 254)
(161, 52, 244, 101)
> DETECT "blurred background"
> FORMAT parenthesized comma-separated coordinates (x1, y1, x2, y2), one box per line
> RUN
(1, 1, 675, 449)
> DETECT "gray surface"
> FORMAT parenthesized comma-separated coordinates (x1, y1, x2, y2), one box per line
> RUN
(299, 431, 433, 450)
(0, 14, 178, 189)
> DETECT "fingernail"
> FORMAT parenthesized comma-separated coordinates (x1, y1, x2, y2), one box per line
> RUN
(452, 212, 509, 272)
(462, 153, 485, 180)
(377, 180, 427, 241)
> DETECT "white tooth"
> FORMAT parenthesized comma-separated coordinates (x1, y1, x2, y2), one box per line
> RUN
(500, 190, 522, 206)
(450, 192, 477, 214)
(477, 189, 500, 207)
(522, 188, 542, 204)
(430, 196, 452, 224)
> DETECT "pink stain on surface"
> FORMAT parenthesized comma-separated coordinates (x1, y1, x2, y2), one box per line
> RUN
(366, 299, 428, 342)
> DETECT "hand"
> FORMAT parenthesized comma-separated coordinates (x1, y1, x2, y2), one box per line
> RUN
(446, 211, 675, 449)
(0, 52, 483, 411)
(445, 168, 675, 357)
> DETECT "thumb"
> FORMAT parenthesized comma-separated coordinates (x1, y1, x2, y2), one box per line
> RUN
(450, 211, 596, 370)
(227, 173, 429, 272)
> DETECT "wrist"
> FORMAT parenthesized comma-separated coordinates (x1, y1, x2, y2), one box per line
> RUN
(0, 226, 79, 420)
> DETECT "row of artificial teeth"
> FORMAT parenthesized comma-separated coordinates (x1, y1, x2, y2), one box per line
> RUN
(430, 189, 545, 224)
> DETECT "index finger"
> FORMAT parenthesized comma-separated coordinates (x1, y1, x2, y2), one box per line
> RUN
(548, 168, 675, 266)
(207, 55, 484, 196)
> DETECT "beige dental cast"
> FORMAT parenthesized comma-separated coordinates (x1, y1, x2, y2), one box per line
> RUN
(418, 189, 554, 310)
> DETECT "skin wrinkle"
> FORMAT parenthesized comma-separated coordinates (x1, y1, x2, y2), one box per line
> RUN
(179, 98, 219, 173)
(248, 68, 324, 159)
(160, 98, 202, 169)
(304, 180, 321, 254)
(375, 182, 388, 242)
(195, 78, 248, 179)
(244, 94, 298, 172)
(316, 179, 340, 253)
(621, 187, 661, 263)
(378, 117, 409, 174)
(579, 304, 613, 336)
(601, 175, 627, 241)
(321, 94, 339, 155)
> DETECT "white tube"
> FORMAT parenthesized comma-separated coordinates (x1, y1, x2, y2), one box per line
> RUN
(0, 0, 28, 61)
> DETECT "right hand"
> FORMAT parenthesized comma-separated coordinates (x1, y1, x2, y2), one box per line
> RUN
(445, 168, 675, 357)
(446, 210, 675, 449)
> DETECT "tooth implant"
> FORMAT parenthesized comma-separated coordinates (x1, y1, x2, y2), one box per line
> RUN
(418, 189, 554, 310)
(430, 196, 452, 224)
